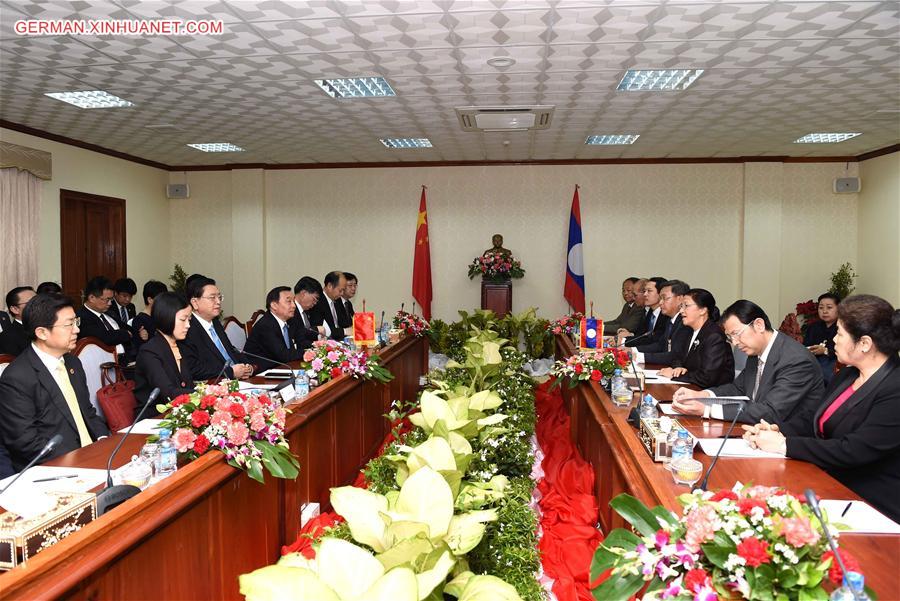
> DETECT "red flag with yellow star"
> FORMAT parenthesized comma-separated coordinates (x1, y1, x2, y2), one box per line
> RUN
(412, 186, 433, 319)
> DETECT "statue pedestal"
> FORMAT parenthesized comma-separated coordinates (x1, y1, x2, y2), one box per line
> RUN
(481, 280, 512, 317)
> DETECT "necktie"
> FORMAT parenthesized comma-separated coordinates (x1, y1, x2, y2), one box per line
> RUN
(120, 305, 128, 323)
(100, 314, 111, 331)
(648, 311, 657, 332)
(282, 323, 291, 349)
(54, 362, 92, 447)
(664, 320, 674, 340)
(301, 311, 310, 329)
(208, 325, 233, 366)
(330, 300, 338, 328)
(752, 359, 765, 400)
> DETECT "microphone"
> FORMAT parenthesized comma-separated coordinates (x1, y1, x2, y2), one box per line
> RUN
(805, 489, 862, 600)
(378, 310, 386, 347)
(0, 434, 63, 494)
(239, 349, 298, 403)
(96, 387, 160, 516)
(623, 329, 654, 347)
(694, 401, 744, 491)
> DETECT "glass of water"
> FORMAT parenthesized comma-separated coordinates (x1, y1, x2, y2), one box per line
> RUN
(140, 442, 161, 478)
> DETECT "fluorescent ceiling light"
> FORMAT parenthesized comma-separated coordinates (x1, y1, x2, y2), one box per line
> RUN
(44, 90, 134, 108)
(380, 138, 433, 149)
(585, 134, 640, 145)
(793, 132, 861, 143)
(617, 69, 704, 91)
(187, 143, 244, 152)
(314, 77, 395, 98)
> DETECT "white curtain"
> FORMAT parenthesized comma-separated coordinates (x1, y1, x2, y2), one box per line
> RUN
(0, 168, 41, 298)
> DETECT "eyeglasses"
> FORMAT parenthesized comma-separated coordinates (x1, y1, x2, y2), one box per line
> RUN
(679, 302, 697, 310)
(201, 294, 224, 302)
(660, 295, 675, 302)
(725, 323, 751, 345)
(51, 317, 81, 329)
(99, 296, 113, 303)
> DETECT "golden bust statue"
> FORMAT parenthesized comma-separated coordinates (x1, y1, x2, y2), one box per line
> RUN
(483, 234, 512, 259)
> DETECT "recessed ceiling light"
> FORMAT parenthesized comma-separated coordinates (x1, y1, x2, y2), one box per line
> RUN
(314, 77, 396, 98)
(187, 143, 245, 152)
(616, 69, 704, 91)
(585, 134, 640, 145)
(380, 138, 433, 149)
(793, 133, 862, 143)
(44, 90, 134, 108)
(486, 57, 516, 68)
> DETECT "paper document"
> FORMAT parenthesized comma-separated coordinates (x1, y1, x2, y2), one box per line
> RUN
(0, 466, 108, 517)
(659, 403, 688, 416)
(258, 368, 300, 379)
(697, 438, 784, 459)
(641, 370, 679, 385)
(238, 381, 276, 392)
(820, 500, 900, 534)
(119, 418, 163, 435)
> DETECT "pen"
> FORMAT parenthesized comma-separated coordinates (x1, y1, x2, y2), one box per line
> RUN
(32, 474, 78, 483)
(840, 502, 853, 517)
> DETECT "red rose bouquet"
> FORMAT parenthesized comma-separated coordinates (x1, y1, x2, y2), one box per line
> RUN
(551, 347, 630, 388)
(392, 310, 429, 337)
(467, 253, 525, 283)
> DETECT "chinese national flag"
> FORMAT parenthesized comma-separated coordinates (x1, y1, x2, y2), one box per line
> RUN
(412, 186, 433, 319)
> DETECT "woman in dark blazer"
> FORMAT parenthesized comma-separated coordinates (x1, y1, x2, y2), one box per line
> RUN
(744, 295, 900, 523)
(134, 292, 194, 414)
(659, 288, 734, 388)
(131, 280, 168, 356)
(803, 292, 840, 386)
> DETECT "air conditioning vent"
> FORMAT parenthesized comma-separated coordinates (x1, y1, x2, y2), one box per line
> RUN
(455, 105, 555, 132)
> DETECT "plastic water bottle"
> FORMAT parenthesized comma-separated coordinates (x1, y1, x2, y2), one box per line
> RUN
(611, 369, 631, 406)
(157, 428, 178, 478)
(639, 394, 658, 420)
(665, 425, 681, 468)
(671, 429, 693, 464)
(830, 572, 869, 601)
(295, 373, 310, 398)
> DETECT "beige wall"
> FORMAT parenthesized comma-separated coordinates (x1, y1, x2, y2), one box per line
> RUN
(170, 161, 866, 323)
(858, 152, 900, 305)
(1, 127, 169, 303)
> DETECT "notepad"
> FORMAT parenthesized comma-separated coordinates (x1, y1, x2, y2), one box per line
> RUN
(820, 500, 900, 534)
(258, 368, 300, 379)
(237, 381, 276, 392)
(641, 370, 679, 385)
(119, 418, 163, 435)
(659, 403, 688, 416)
(696, 438, 784, 458)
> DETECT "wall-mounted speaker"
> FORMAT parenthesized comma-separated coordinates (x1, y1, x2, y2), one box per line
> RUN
(166, 183, 190, 199)
(833, 177, 860, 194)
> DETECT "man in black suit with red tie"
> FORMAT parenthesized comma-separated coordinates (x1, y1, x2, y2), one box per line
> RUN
(290, 276, 326, 351)
(0, 286, 36, 356)
(0, 294, 109, 470)
(76, 277, 132, 361)
(244, 286, 303, 372)
(309, 271, 348, 341)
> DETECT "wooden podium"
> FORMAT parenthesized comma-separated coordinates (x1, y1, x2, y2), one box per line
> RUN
(481, 279, 512, 317)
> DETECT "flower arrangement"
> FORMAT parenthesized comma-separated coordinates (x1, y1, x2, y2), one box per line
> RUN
(591, 485, 865, 601)
(468, 253, 525, 282)
(547, 312, 585, 336)
(551, 347, 630, 388)
(392, 310, 429, 337)
(301, 339, 393, 384)
(154, 380, 299, 483)
(795, 299, 820, 335)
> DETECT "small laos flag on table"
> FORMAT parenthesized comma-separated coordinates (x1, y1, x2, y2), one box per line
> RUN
(579, 317, 603, 349)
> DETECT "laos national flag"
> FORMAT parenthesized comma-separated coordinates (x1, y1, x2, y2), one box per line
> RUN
(564, 186, 585, 313)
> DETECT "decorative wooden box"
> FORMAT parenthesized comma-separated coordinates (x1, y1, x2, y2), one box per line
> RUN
(638, 418, 690, 462)
(0, 491, 97, 570)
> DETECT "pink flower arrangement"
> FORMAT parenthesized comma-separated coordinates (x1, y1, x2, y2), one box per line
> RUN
(392, 311, 429, 337)
(467, 253, 525, 282)
(301, 339, 393, 385)
(547, 312, 584, 336)
(778, 515, 821, 548)
(154, 380, 299, 483)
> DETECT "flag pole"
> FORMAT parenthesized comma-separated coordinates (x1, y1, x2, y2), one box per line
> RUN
(590, 301, 594, 318)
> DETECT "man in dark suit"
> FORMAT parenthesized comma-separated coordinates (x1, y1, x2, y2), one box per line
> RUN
(622, 276, 668, 345)
(244, 286, 303, 371)
(339, 272, 357, 329)
(0, 294, 109, 470)
(76, 276, 132, 359)
(290, 276, 326, 351)
(604, 277, 644, 334)
(673, 299, 824, 426)
(0, 309, 10, 332)
(179, 276, 254, 381)
(0, 286, 35, 356)
(106, 277, 137, 327)
(309, 271, 347, 341)
(633, 280, 692, 365)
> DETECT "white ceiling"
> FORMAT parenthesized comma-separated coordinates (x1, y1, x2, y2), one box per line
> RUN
(1, 0, 898, 166)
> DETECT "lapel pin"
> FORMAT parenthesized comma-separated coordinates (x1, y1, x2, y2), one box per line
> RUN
(69, 368, 75, 375)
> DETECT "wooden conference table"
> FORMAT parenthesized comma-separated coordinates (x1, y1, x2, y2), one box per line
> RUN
(555, 335, 900, 597)
(0, 335, 428, 600)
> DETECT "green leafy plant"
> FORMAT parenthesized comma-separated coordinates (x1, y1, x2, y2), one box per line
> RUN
(829, 262, 858, 300)
(170, 263, 188, 294)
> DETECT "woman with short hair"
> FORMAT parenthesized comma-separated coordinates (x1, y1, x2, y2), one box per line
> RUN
(134, 292, 194, 413)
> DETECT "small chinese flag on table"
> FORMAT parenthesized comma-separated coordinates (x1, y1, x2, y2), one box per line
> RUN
(579, 318, 603, 349)
(353, 312, 376, 347)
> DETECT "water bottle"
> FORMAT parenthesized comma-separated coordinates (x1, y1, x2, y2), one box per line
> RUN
(639, 394, 658, 420)
(610, 369, 631, 406)
(294, 373, 310, 398)
(157, 428, 178, 478)
(830, 572, 869, 601)
(670, 429, 693, 464)
(665, 425, 681, 469)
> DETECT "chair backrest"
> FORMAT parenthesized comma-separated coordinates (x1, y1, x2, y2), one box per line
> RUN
(0, 353, 14, 377)
(72, 337, 118, 421)
(222, 315, 247, 351)
(245, 309, 266, 335)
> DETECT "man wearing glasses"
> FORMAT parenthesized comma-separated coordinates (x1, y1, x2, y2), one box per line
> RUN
(179, 276, 254, 381)
(0, 286, 36, 356)
(672, 299, 823, 426)
(76, 276, 132, 360)
(0, 294, 109, 470)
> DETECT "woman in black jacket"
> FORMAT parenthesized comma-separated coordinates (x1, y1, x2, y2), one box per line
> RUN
(659, 288, 734, 388)
(744, 295, 900, 523)
(803, 292, 840, 385)
(134, 292, 194, 414)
